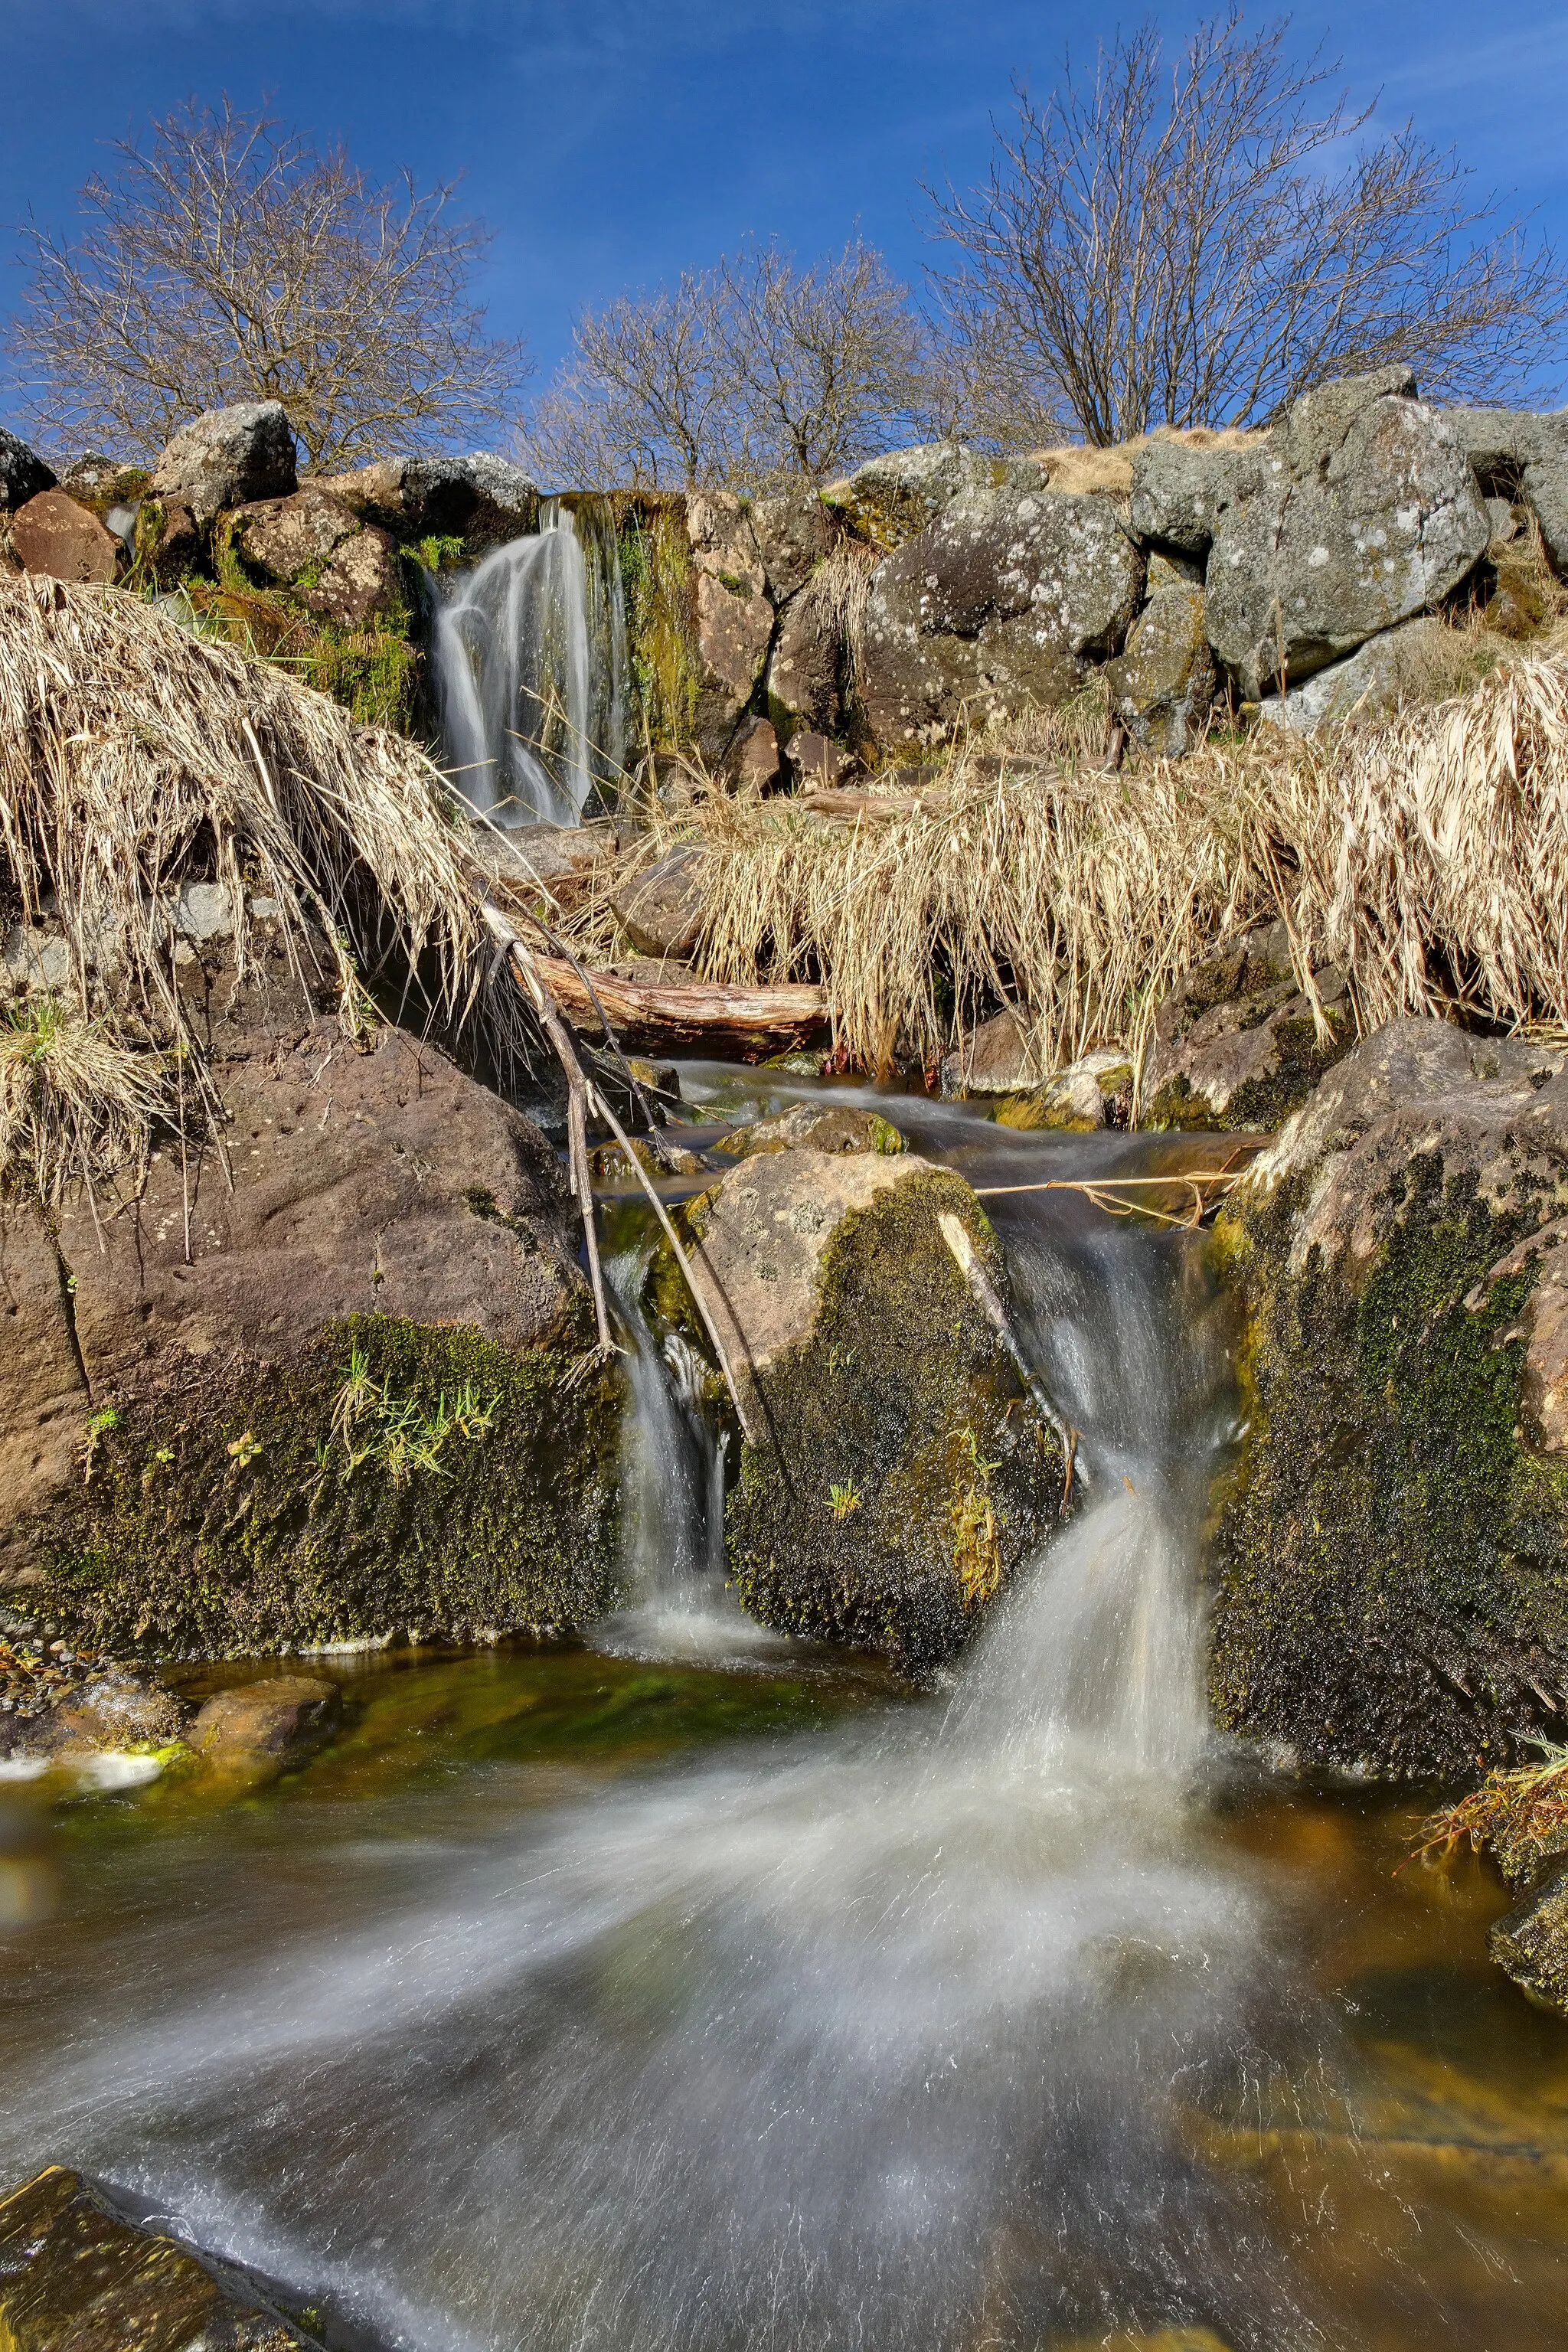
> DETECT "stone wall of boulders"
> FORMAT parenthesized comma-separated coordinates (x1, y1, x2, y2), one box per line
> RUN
(643, 364, 1568, 782)
(5, 363, 1563, 775)
(0, 402, 541, 733)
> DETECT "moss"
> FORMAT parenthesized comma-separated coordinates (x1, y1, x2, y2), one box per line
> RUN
(619, 508, 701, 753)
(706, 1171, 1064, 1671)
(1147, 1014, 1350, 1132)
(26, 1309, 622, 1656)
(1208, 1155, 1568, 1778)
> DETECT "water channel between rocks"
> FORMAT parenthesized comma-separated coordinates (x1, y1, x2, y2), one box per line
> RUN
(2, 1069, 1566, 2351)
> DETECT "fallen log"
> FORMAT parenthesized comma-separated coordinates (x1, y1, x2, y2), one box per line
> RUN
(531, 955, 828, 1057)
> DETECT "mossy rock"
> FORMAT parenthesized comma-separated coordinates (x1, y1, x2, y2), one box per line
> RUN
(1208, 1147, 1568, 1778)
(26, 1311, 622, 1655)
(647, 1152, 1063, 1671)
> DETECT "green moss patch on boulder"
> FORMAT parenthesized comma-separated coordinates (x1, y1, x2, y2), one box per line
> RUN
(1208, 1019, 1568, 1777)
(28, 1310, 620, 1655)
(1145, 921, 1353, 1132)
(650, 1148, 1063, 1671)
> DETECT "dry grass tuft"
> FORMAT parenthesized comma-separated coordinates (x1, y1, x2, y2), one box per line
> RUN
(0, 996, 170, 1201)
(561, 642, 1568, 1085)
(1411, 1739, 1568, 1886)
(0, 573, 522, 1195)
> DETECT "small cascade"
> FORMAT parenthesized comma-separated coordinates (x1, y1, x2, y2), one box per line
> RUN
(431, 496, 629, 828)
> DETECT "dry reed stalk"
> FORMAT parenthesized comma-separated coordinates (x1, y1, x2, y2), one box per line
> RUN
(562, 646, 1568, 1089)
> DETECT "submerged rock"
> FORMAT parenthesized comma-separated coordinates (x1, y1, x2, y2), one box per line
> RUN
(1207, 1019, 1568, 1778)
(191, 1675, 341, 1773)
(1492, 1866, 1568, 2011)
(996, 1049, 1135, 1132)
(653, 1150, 1063, 1668)
(0, 2164, 318, 2349)
(717, 1103, 906, 1159)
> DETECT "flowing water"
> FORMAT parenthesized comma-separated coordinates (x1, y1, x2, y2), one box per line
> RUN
(2, 1086, 1567, 2350)
(431, 498, 629, 827)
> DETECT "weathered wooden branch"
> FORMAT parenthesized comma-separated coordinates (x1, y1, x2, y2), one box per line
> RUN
(534, 954, 828, 1057)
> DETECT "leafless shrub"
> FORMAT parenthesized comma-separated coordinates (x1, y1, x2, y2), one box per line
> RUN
(926, 10, 1568, 447)
(523, 238, 938, 492)
(9, 97, 530, 468)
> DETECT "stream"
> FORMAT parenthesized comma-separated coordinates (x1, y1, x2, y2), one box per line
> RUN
(2, 1073, 1566, 2350)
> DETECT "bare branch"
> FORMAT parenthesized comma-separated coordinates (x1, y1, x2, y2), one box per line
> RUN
(8, 96, 531, 468)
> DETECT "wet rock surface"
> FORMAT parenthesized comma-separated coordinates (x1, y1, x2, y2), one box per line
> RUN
(0, 2165, 318, 2350)
(191, 1674, 341, 1769)
(655, 1150, 1062, 1668)
(995, 1049, 1135, 1132)
(1208, 1019, 1568, 1778)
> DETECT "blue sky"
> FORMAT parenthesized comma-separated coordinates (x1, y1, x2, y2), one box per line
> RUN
(2, 0, 1566, 450)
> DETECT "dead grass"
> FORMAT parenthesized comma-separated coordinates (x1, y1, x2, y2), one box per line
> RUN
(1411, 1740, 1568, 1885)
(561, 639, 1568, 1086)
(0, 995, 169, 1201)
(0, 573, 514, 1195)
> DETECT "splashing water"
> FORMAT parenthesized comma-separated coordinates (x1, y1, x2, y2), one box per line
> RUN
(432, 498, 629, 828)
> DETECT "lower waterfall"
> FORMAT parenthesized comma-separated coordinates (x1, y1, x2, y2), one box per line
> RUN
(431, 496, 629, 828)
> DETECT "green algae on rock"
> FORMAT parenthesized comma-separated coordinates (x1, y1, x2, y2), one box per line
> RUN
(645, 1147, 1063, 1671)
(1207, 1020, 1568, 1779)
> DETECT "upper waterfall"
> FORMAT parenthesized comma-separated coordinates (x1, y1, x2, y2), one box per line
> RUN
(431, 496, 630, 828)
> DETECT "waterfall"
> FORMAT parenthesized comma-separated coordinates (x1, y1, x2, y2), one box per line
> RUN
(431, 497, 630, 828)
(4, 1152, 1334, 2352)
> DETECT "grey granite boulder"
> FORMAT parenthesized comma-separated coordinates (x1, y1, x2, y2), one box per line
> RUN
(824, 442, 1004, 550)
(1129, 436, 1246, 555)
(860, 485, 1143, 746)
(1205, 368, 1490, 698)
(0, 424, 55, 512)
(1104, 579, 1215, 755)
(150, 400, 298, 525)
(1446, 404, 1568, 574)
(750, 488, 839, 600)
(1255, 614, 1446, 733)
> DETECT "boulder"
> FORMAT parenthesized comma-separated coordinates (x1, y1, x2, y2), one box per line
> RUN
(1128, 437, 1243, 555)
(1205, 369, 1491, 697)
(612, 845, 707, 958)
(766, 593, 841, 735)
(400, 452, 539, 547)
(150, 401, 297, 526)
(1, 947, 620, 1654)
(685, 493, 773, 753)
(750, 489, 839, 600)
(655, 1149, 1063, 1666)
(1491, 1866, 1568, 2012)
(995, 1050, 1135, 1132)
(731, 714, 781, 792)
(191, 1674, 340, 1768)
(786, 731, 856, 789)
(823, 442, 1003, 551)
(0, 2164, 316, 2350)
(860, 485, 1144, 747)
(1144, 923, 1352, 1130)
(717, 1103, 905, 1159)
(1447, 405, 1568, 574)
(1254, 615, 1446, 733)
(939, 1008, 1044, 1097)
(0, 426, 55, 512)
(1208, 1019, 1568, 1778)
(230, 486, 404, 627)
(1104, 580, 1215, 756)
(10, 490, 119, 585)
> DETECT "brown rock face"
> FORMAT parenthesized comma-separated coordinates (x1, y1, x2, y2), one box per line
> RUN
(191, 1674, 341, 1765)
(731, 714, 781, 791)
(750, 490, 838, 599)
(1144, 924, 1351, 1132)
(232, 488, 403, 626)
(11, 490, 119, 585)
(22, 1674, 190, 1759)
(685, 494, 774, 753)
(939, 1008, 1043, 1097)
(612, 847, 707, 959)
(0, 2165, 313, 2350)
(0, 1210, 87, 1581)
(766, 593, 841, 734)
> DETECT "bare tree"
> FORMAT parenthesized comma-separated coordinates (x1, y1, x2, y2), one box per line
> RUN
(926, 11, 1568, 448)
(523, 237, 937, 492)
(9, 98, 529, 469)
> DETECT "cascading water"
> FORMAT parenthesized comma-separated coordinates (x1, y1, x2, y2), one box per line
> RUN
(432, 498, 629, 828)
(5, 1107, 1530, 2350)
